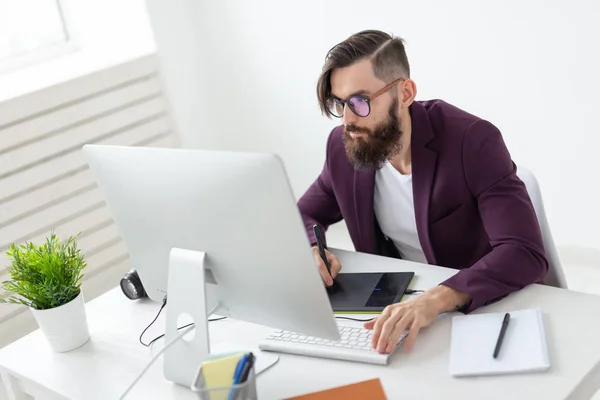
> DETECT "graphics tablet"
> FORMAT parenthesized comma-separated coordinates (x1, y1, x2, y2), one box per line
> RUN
(327, 272, 415, 313)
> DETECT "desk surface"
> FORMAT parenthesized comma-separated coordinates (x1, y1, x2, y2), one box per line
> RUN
(1, 249, 600, 400)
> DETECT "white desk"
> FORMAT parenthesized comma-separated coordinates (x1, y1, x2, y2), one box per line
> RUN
(2, 249, 600, 400)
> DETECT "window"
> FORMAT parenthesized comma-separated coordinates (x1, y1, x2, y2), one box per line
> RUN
(0, 0, 72, 72)
(0, 0, 155, 103)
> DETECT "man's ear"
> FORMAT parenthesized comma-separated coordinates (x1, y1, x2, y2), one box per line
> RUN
(399, 79, 417, 108)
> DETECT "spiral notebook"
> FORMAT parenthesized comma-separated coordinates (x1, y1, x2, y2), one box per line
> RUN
(449, 308, 550, 377)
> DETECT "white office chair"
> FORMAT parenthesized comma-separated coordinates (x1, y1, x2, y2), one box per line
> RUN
(516, 165, 568, 289)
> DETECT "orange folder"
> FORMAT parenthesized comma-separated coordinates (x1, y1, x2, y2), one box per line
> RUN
(284, 378, 387, 400)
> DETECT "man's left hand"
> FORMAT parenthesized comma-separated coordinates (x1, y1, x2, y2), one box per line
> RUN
(364, 285, 471, 354)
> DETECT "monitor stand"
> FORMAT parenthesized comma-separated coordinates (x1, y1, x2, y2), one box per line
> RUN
(163, 248, 279, 388)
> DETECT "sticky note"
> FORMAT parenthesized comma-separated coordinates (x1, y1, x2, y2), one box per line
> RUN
(200, 352, 245, 400)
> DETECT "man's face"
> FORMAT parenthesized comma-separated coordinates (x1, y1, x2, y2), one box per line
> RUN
(330, 59, 403, 170)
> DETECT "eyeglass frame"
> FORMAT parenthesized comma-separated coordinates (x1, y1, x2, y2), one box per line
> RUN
(326, 77, 405, 118)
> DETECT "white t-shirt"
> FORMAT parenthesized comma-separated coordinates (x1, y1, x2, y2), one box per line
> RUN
(374, 161, 428, 264)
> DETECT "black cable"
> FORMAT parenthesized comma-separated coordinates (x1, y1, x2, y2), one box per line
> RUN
(139, 294, 228, 347)
(405, 289, 424, 294)
(144, 317, 228, 348)
(139, 296, 167, 347)
(335, 316, 374, 322)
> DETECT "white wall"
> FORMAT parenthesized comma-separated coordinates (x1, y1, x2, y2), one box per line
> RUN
(146, 0, 600, 252)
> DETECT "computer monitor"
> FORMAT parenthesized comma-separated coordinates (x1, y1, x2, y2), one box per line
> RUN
(82, 144, 340, 344)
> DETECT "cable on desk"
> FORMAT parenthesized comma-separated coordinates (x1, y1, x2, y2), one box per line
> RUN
(139, 295, 167, 347)
(146, 317, 228, 347)
(121, 324, 195, 399)
(335, 316, 374, 322)
(123, 304, 222, 399)
(139, 294, 228, 347)
(405, 289, 424, 294)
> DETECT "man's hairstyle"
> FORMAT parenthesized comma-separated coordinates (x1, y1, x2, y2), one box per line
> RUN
(317, 30, 410, 117)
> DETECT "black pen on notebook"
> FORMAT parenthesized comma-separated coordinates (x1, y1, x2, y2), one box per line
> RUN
(312, 225, 331, 279)
(493, 312, 510, 359)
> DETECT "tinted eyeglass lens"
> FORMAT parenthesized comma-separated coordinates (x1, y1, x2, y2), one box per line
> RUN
(348, 97, 370, 117)
(327, 99, 344, 117)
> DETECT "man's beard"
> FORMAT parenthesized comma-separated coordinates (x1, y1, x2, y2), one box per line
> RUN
(342, 98, 403, 170)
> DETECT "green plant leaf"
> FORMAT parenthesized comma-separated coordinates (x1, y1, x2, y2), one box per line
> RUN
(0, 232, 87, 310)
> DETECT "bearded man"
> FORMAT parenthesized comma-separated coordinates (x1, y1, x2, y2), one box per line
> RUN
(298, 29, 548, 354)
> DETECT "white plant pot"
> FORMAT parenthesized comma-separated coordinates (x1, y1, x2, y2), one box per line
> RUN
(30, 291, 90, 353)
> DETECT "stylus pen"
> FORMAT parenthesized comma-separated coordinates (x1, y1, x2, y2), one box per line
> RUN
(312, 225, 331, 276)
(493, 312, 510, 358)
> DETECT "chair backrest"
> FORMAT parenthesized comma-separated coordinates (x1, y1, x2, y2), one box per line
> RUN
(516, 165, 568, 289)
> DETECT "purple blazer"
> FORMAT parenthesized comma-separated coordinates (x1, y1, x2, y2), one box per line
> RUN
(298, 100, 548, 312)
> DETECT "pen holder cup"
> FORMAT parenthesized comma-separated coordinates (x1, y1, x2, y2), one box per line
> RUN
(191, 365, 257, 400)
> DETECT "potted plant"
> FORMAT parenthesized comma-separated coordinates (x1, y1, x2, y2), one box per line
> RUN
(0, 233, 90, 352)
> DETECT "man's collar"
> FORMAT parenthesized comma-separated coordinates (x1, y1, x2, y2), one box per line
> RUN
(409, 100, 436, 150)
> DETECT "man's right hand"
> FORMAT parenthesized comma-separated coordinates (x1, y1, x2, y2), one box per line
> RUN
(311, 246, 342, 286)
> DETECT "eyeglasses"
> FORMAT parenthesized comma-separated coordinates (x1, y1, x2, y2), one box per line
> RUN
(326, 78, 404, 118)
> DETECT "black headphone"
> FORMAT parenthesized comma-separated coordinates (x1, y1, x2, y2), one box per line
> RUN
(120, 268, 147, 300)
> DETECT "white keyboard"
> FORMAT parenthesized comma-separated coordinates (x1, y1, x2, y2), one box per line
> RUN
(258, 325, 407, 365)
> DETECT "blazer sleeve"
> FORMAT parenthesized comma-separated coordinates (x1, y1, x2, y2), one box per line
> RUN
(440, 120, 549, 312)
(297, 129, 343, 247)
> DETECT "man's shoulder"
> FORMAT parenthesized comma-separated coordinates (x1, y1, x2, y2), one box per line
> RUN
(416, 99, 500, 141)
(418, 99, 481, 126)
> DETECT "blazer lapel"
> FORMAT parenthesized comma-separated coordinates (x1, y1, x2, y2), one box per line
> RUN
(410, 102, 438, 265)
